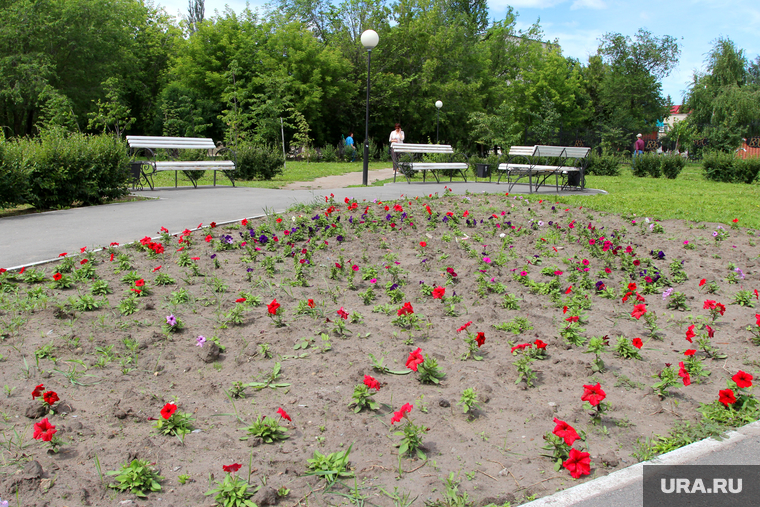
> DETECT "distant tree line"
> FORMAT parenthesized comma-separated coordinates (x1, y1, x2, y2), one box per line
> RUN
(5, 0, 752, 155)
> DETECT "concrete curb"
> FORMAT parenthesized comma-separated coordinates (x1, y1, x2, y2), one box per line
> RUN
(522, 420, 760, 506)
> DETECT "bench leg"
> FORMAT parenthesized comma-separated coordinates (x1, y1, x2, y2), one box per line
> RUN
(175, 171, 178, 188)
(214, 170, 217, 186)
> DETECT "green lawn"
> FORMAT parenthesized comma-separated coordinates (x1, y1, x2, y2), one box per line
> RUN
(147, 161, 391, 189)
(555, 163, 760, 230)
(370, 163, 760, 230)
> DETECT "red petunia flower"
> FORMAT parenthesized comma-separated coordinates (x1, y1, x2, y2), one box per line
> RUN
(53, 273, 62, 281)
(432, 286, 446, 299)
(152, 266, 162, 272)
(684, 349, 696, 356)
(337, 307, 349, 319)
(475, 332, 486, 347)
(307, 299, 315, 308)
(33, 418, 57, 442)
(703, 300, 717, 310)
(685, 325, 696, 343)
(135, 279, 145, 287)
(161, 403, 177, 419)
(628, 282, 637, 291)
(534, 339, 547, 349)
(510, 343, 532, 354)
(563, 448, 591, 479)
(267, 299, 280, 315)
(42, 391, 59, 406)
(419, 241, 426, 248)
(364, 375, 381, 390)
(552, 417, 580, 446)
(456, 321, 473, 333)
(678, 362, 691, 386)
(406, 348, 424, 371)
(699, 278, 706, 287)
(235, 298, 246, 303)
(632, 337, 643, 349)
(631, 304, 647, 320)
(565, 286, 573, 294)
(397, 302, 414, 316)
(223, 463, 242, 473)
(733, 370, 753, 389)
(32, 384, 45, 399)
(391, 403, 413, 425)
(277, 407, 291, 422)
(58, 253, 67, 257)
(581, 383, 606, 407)
(565, 316, 579, 323)
(719, 389, 737, 406)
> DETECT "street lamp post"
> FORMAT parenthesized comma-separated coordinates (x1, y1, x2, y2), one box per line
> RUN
(435, 100, 443, 144)
(361, 29, 379, 186)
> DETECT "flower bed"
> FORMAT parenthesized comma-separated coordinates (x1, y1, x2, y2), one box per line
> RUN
(0, 190, 759, 506)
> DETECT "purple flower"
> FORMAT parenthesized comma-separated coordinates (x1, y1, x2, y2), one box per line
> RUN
(336, 235, 344, 242)
(196, 335, 206, 347)
(662, 288, 673, 300)
(166, 314, 177, 326)
(210, 254, 217, 259)
(259, 235, 269, 244)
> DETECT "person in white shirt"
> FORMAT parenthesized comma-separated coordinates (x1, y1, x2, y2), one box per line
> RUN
(389, 123, 405, 144)
(389, 123, 405, 173)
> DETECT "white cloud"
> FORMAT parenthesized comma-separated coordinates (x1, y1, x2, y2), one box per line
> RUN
(570, 0, 606, 10)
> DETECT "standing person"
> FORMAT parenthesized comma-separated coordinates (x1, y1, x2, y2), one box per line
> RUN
(389, 123, 405, 145)
(633, 134, 645, 156)
(633, 133, 645, 169)
(389, 123, 405, 173)
(345, 131, 356, 161)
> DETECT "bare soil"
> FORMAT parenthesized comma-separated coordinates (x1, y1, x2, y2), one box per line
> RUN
(1, 192, 759, 507)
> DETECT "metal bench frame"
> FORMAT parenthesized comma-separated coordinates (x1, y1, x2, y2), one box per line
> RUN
(497, 145, 590, 193)
(126, 136, 236, 190)
(391, 143, 468, 184)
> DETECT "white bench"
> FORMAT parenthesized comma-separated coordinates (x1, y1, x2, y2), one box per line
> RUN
(126, 136, 236, 189)
(497, 145, 590, 193)
(391, 143, 468, 183)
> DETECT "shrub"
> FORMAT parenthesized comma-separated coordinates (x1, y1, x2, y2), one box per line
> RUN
(320, 143, 338, 162)
(661, 153, 687, 179)
(26, 130, 130, 209)
(734, 157, 760, 184)
(585, 152, 621, 176)
(631, 153, 660, 178)
(0, 137, 31, 208)
(702, 151, 738, 183)
(234, 143, 284, 180)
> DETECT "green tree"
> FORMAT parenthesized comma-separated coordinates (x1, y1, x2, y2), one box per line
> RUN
(684, 37, 760, 152)
(591, 29, 680, 150)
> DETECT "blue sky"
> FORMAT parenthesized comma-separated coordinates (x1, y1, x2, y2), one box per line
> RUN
(157, 0, 760, 104)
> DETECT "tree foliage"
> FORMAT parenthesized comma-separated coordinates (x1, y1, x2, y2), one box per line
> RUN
(0, 0, 694, 156)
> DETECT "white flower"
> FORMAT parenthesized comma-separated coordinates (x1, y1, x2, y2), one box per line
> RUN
(499, 233, 506, 238)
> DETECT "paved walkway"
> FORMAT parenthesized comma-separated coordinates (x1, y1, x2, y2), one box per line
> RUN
(281, 167, 397, 189)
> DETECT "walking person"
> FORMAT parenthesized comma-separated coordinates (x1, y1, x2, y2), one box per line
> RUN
(389, 123, 405, 173)
(345, 131, 356, 161)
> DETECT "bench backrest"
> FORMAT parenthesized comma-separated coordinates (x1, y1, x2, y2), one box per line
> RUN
(508, 146, 537, 157)
(535, 145, 591, 159)
(563, 147, 591, 158)
(127, 136, 217, 150)
(391, 143, 454, 154)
